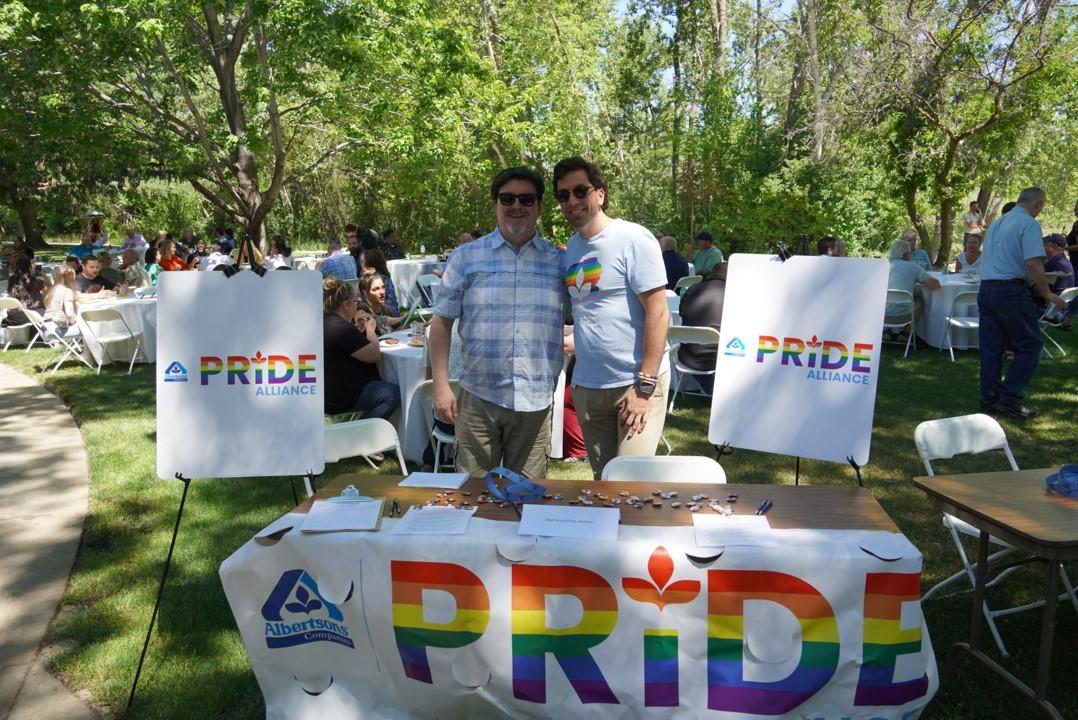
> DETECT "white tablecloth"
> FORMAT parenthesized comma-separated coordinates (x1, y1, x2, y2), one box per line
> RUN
(76, 296, 157, 365)
(388, 259, 446, 307)
(917, 273, 980, 349)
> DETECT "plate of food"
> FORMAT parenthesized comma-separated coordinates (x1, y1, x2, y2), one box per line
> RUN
(380, 337, 401, 346)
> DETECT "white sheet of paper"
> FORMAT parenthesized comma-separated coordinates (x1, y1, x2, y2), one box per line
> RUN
(693, 513, 776, 547)
(391, 506, 477, 535)
(518, 505, 620, 541)
(300, 498, 383, 533)
(398, 472, 469, 489)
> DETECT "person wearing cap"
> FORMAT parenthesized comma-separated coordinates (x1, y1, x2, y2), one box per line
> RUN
(1042, 233, 1075, 329)
(977, 188, 1066, 419)
(693, 231, 723, 276)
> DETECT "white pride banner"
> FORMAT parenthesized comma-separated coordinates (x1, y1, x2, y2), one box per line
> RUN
(156, 270, 325, 479)
(708, 254, 889, 465)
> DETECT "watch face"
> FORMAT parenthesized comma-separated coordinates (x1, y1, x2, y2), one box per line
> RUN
(637, 380, 657, 396)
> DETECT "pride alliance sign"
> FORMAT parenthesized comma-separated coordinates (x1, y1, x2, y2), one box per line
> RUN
(725, 333, 875, 386)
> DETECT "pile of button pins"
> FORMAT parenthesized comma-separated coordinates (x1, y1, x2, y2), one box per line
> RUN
(421, 487, 738, 514)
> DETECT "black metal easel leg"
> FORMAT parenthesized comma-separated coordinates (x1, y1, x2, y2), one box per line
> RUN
(128, 473, 191, 710)
(846, 456, 864, 487)
(795, 457, 800, 486)
(713, 443, 733, 460)
(287, 477, 299, 506)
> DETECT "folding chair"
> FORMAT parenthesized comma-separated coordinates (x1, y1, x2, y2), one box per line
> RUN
(943, 290, 979, 362)
(305, 418, 408, 496)
(0, 297, 39, 351)
(883, 289, 916, 357)
(914, 413, 1078, 657)
(417, 379, 459, 472)
(666, 325, 720, 413)
(1039, 286, 1077, 359)
(80, 308, 144, 375)
(673, 274, 702, 296)
(601, 455, 726, 483)
(24, 309, 93, 374)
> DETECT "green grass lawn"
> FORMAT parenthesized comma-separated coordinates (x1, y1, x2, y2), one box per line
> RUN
(2, 329, 1077, 719)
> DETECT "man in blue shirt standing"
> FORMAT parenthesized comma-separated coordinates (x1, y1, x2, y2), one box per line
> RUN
(430, 167, 565, 479)
(978, 188, 1066, 419)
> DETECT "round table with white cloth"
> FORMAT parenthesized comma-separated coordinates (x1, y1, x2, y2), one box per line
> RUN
(916, 272, 981, 349)
(75, 295, 157, 366)
(387, 258, 446, 307)
(375, 330, 429, 463)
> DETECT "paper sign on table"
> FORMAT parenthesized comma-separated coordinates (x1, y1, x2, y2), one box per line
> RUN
(518, 504, 619, 541)
(692, 513, 776, 548)
(398, 472, 469, 489)
(301, 498, 383, 533)
(391, 506, 477, 535)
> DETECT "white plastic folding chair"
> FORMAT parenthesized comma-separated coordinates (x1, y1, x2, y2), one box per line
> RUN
(417, 274, 441, 306)
(80, 307, 144, 375)
(417, 379, 459, 472)
(666, 325, 721, 413)
(0, 297, 39, 351)
(400, 274, 440, 325)
(23, 309, 93, 374)
(309, 418, 408, 497)
(914, 413, 1078, 657)
(1039, 286, 1077, 359)
(883, 289, 916, 357)
(133, 286, 157, 298)
(943, 290, 979, 362)
(600, 455, 726, 483)
(673, 274, 702, 296)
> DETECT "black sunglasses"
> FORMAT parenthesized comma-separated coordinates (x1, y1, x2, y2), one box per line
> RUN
(554, 184, 595, 203)
(497, 192, 539, 207)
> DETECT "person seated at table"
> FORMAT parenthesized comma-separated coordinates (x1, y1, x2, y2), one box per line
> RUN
(431, 232, 475, 278)
(1, 256, 46, 328)
(380, 228, 406, 261)
(265, 237, 293, 270)
(76, 255, 122, 293)
(902, 228, 933, 271)
(96, 251, 124, 286)
(64, 256, 82, 276)
(319, 237, 357, 280)
(144, 246, 162, 285)
(322, 278, 400, 420)
(886, 238, 941, 326)
(817, 236, 838, 256)
(661, 235, 689, 290)
(43, 267, 79, 328)
(178, 226, 198, 257)
(159, 240, 191, 271)
(186, 239, 210, 268)
(69, 232, 98, 260)
(119, 249, 151, 288)
(1042, 234, 1075, 329)
(677, 262, 728, 394)
(359, 249, 399, 315)
(954, 234, 982, 273)
(357, 273, 403, 336)
(122, 227, 147, 250)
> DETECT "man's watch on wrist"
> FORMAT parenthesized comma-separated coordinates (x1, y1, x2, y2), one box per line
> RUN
(635, 371, 658, 397)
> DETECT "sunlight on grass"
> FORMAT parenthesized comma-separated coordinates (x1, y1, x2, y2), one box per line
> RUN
(2, 328, 1076, 719)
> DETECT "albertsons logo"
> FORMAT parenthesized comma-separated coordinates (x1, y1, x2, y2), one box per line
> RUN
(162, 361, 188, 382)
(723, 337, 746, 357)
(261, 569, 354, 649)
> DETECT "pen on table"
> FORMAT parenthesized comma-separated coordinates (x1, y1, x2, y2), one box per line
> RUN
(754, 499, 772, 515)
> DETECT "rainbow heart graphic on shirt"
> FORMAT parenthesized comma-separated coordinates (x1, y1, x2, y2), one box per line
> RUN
(565, 256, 602, 301)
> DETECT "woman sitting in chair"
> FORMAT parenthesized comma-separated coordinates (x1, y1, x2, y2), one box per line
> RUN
(322, 278, 400, 420)
(357, 273, 403, 336)
(43, 267, 79, 328)
(360, 249, 399, 315)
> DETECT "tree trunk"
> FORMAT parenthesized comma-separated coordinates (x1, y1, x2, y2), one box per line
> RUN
(671, 0, 685, 207)
(9, 188, 45, 249)
(707, 0, 727, 75)
(903, 182, 931, 249)
(803, 0, 824, 162)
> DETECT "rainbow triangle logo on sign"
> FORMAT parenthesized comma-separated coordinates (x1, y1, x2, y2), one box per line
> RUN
(163, 361, 188, 382)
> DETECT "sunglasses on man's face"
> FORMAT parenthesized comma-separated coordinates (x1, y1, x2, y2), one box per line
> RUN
(554, 185, 595, 203)
(497, 192, 538, 207)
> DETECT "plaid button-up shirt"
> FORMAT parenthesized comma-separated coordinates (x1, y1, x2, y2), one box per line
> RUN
(434, 229, 566, 412)
(319, 250, 357, 280)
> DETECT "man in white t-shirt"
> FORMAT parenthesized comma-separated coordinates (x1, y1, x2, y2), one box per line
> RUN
(554, 156, 670, 479)
(963, 201, 984, 239)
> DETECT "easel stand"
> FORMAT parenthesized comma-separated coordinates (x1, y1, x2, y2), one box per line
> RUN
(792, 456, 864, 487)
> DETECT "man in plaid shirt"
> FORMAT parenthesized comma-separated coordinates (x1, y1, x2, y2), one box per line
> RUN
(430, 167, 566, 479)
(318, 237, 357, 281)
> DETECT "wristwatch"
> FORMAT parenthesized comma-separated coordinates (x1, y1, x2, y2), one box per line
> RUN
(635, 372, 658, 397)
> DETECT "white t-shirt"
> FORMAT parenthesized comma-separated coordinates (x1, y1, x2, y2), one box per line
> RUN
(565, 218, 669, 388)
(963, 211, 983, 236)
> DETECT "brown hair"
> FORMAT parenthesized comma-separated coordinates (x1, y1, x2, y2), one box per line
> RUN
(322, 277, 356, 313)
(358, 273, 385, 309)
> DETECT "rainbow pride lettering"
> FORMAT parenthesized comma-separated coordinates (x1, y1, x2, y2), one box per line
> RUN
(643, 629, 678, 706)
(512, 564, 619, 704)
(707, 570, 839, 714)
(756, 335, 873, 374)
(390, 561, 490, 684)
(855, 572, 929, 706)
(200, 352, 317, 385)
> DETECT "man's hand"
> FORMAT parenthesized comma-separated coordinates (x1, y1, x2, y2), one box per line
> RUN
(1048, 292, 1067, 312)
(433, 381, 457, 425)
(618, 387, 652, 440)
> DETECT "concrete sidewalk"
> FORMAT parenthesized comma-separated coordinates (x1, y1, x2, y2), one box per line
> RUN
(0, 364, 99, 720)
